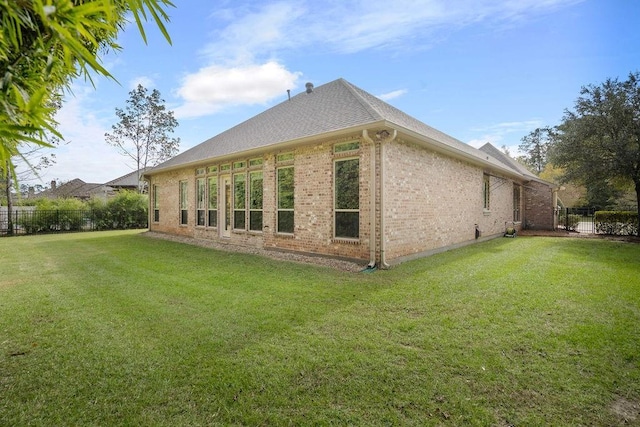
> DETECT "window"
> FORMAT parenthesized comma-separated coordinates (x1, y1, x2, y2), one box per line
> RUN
(152, 185, 159, 222)
(483, 174, 491, 211)
(196, 178, 206, 226)
(277, 167, 294, 233)
(513, 185, 521, 222)
(334, 141, 359, 153)
(233, 173, 246, 230)
(334, 158, 359, 239)
(249, 171, 263, 231)
(208, 176, 218, 227)
(179, 180, 188, 225)
(277, 152, 294, 162)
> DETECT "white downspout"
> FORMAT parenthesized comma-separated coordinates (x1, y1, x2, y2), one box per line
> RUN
(362, 130, 376, 268)
(380, 129, 397, 269)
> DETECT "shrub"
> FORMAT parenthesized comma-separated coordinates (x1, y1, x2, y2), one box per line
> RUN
(559, 213, 582, 231)
(595, 211, 638, 235)
(104, 191, 148, 229)
(17, 198, 86, 232)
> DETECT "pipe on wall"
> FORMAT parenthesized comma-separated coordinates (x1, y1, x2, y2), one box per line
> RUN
(362, 129, 376, 268)
(379, 129, 397, 269)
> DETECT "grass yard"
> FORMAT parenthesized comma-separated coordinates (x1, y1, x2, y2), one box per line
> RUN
(1, 230, 639, 426)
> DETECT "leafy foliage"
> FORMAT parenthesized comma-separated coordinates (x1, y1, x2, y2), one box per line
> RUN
(105, 85, 180, 191)
(552, 72, 640, 234)
(594, 211, 638, 236)
(518, 126, 555, 174)
(88, 191, 148, 229)
(0, 0, 174, 180)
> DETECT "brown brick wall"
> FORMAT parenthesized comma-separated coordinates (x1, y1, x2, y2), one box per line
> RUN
(524, 180, 555, 230)
(382, 138, 520, 261)
(149, 134, 372, 261)
(148, 133, 553, 264)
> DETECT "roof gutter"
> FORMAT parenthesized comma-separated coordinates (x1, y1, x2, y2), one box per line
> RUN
(143, 123, 384, 179)
(379, 129, 397, 269)
(362, 129, 376, 268)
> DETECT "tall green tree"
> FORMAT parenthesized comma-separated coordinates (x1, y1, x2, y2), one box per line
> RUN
(0, 0, 175, 182)
(105, 84, 180, 192)
(518, 126, 555, 175)
(552, 72, 640, 234)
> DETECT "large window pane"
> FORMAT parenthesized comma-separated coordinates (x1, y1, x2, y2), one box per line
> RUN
(277, 167, 294, 233)
(234, 173, 246, 230)
(208, 177, 217, 227)
(334, 158, 359, 238)
(335, 212, 359, 239)
(277, 211, 294, 234)
(335, 159, 359, 209)
(249, 171, 263, 231)
(196, 178, 205, 226)
(179, 180, 188, 225)
(277, 168, 294, 209)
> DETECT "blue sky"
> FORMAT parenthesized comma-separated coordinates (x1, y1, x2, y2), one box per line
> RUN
(38, 0, 640, 185)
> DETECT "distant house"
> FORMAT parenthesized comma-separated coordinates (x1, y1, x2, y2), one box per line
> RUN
(38, 179, 114, 201)
(105, 168, 148, 193)
(38, 169, 146, 201)
(144, 78, 556, 267)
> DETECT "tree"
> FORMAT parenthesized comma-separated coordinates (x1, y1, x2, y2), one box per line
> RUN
(0, 0, 175, 182)
(105, 84, 180, 192)
(518, 126, 556, 175)
(551, 72, 640, 234)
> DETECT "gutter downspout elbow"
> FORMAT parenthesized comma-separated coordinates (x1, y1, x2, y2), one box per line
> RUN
(362, 129, 376, 268)
(380, 129, 397, 269)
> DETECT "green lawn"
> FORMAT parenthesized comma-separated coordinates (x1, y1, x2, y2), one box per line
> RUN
(1, 230, 639, 426)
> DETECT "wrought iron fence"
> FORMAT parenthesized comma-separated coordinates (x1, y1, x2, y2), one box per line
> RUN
(557, 206, 638, 235)
(0, 209, 148, 236)
(557, 207, 596, 234)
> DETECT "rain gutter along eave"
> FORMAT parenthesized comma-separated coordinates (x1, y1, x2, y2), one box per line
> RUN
(142, 122, 385, 180)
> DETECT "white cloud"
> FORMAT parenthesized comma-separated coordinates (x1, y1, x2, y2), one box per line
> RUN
(174, 0, 582, 118)
(467, 120, 543, 152)
(174, 61, 301, 119)
(129, 75, 156, 90)
(40, 84, 133, 184)
(378, 89, 408, 101)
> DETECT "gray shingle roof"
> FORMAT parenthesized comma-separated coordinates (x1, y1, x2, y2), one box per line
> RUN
(148, 78, 538, 181)
(105, 168, 147, 188)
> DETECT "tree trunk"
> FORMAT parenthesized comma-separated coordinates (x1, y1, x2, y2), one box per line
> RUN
(636, 181, 640, 237)
(4, 162, 13, 235)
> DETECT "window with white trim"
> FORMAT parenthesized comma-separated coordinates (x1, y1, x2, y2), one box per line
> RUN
(277, 167, 294, 233)
(208, 176, 217, 227)
(249, 171, 263, 231)
(513, 184, 521, 222)
(152, 184, 159, 222)
(233, 173, 246, 230)
(179, 180, 188, 225)
(334, 157, 359, 239)
(483, 174, 491, 211)
(196, 178, 205, 226)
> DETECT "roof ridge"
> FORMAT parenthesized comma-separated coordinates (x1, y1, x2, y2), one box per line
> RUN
(336, 78, 385, 122)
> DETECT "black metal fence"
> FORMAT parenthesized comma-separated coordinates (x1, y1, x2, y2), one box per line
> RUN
(0, 209, 148, 236)
(557, 206, 638, 235)
(557, 207, 596, 234)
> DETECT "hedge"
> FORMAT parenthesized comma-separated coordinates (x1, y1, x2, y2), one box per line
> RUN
(594, 211, 638, 236)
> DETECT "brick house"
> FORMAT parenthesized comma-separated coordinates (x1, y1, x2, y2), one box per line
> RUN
(145, 78, 556, 267)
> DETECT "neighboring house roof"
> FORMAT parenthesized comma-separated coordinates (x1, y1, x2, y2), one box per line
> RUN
(105, 168, 147, 188)
(39, 179, 113, 199)
(147, 78, 549, 183)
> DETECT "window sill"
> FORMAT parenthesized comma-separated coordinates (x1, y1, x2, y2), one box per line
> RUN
(483, 210, 491, 216)
(332, 237, 360, 244)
